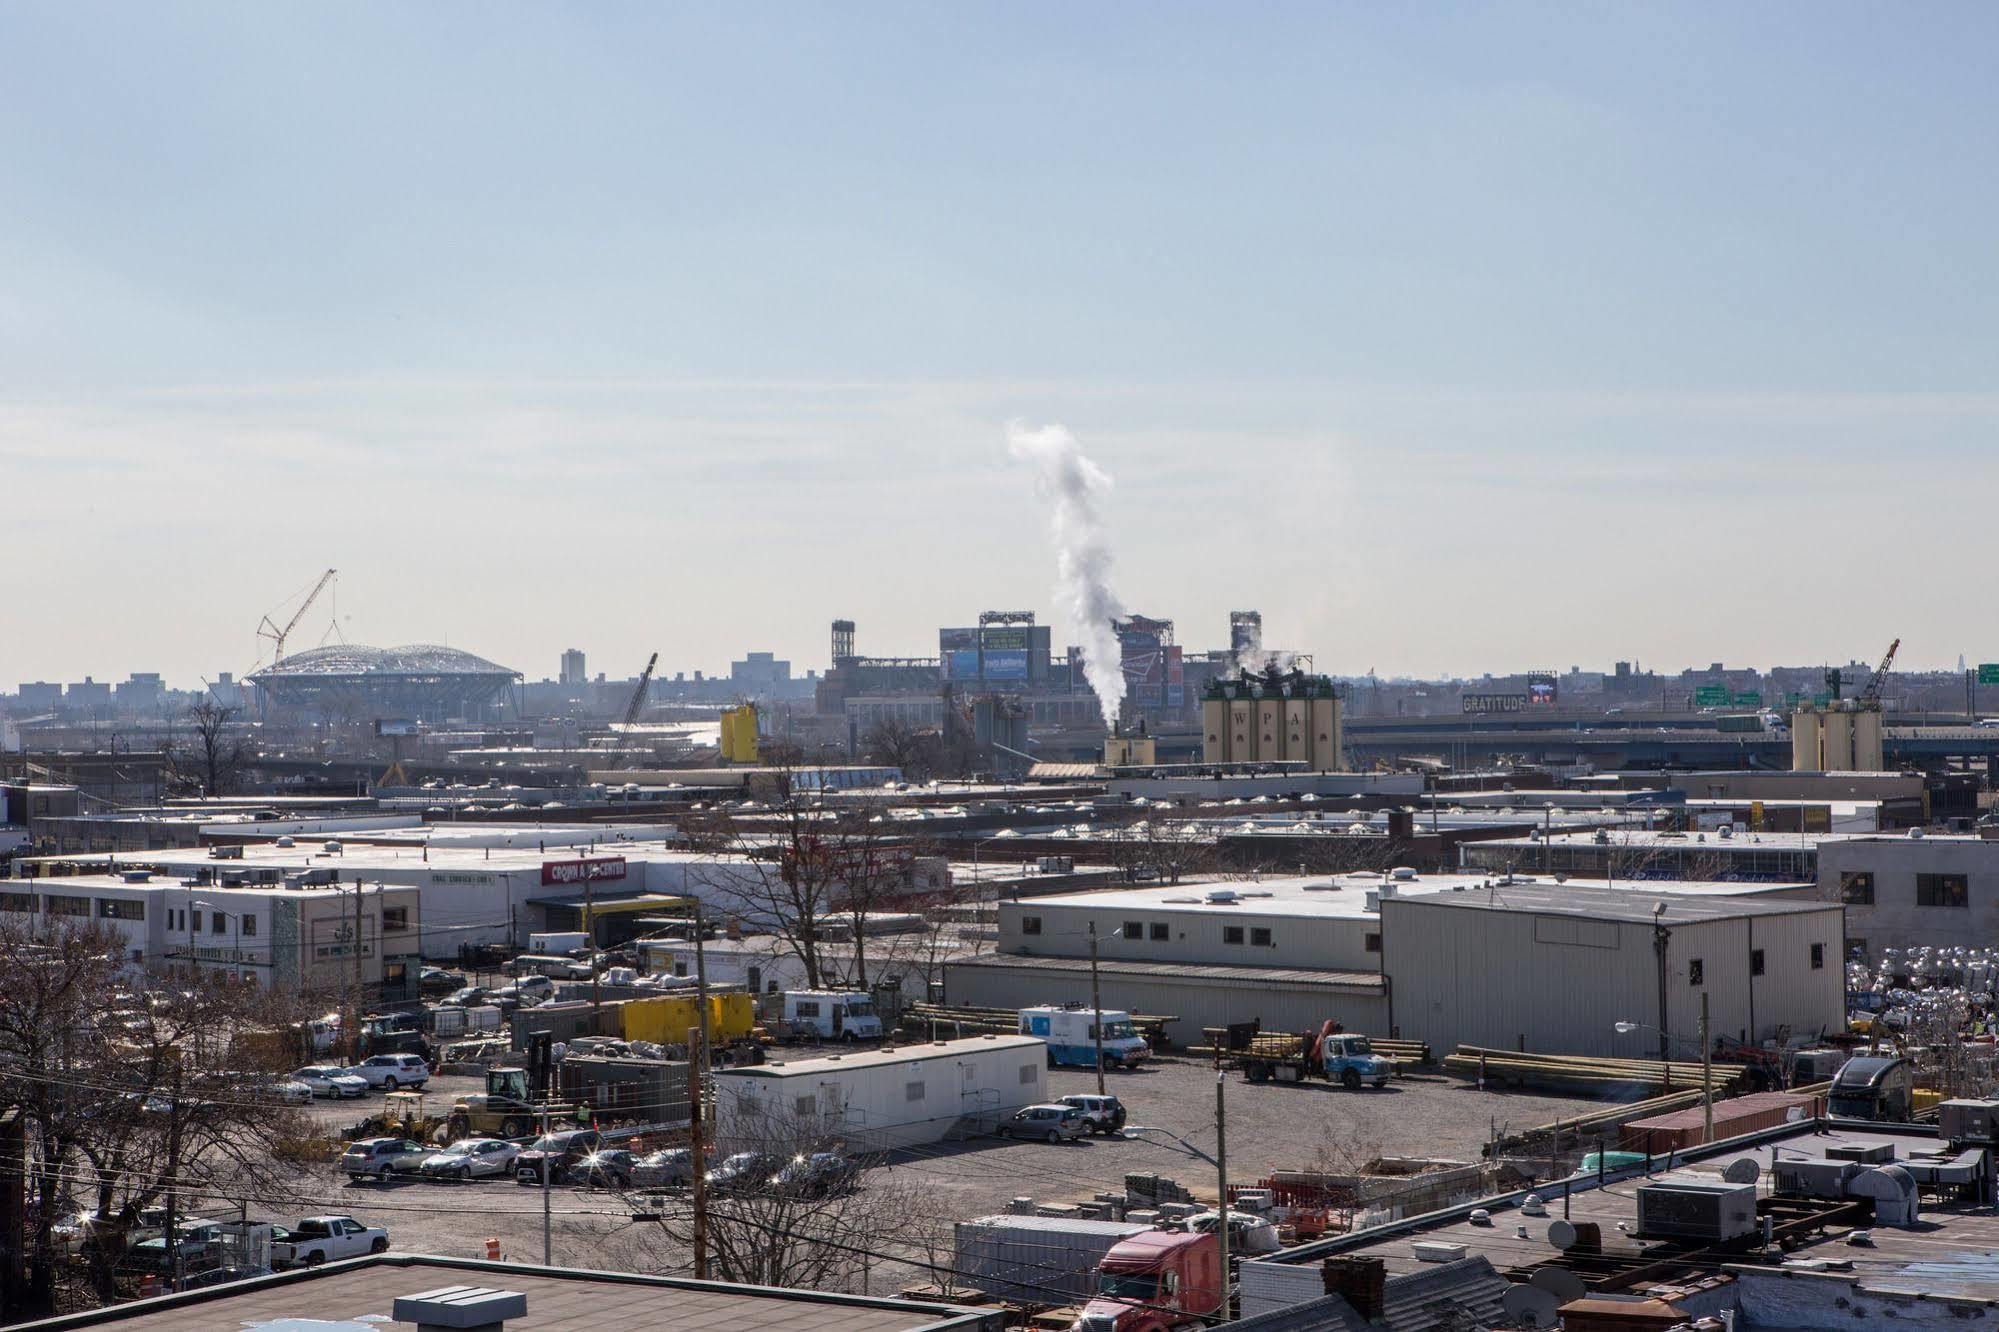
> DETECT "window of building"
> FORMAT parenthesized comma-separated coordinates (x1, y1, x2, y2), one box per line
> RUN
(1365, 932, 1381, 953)
(1021, 916, 1042, 936)
(1839, 872, 1875, 905)
(381, 907, 409, 931)
(1810, 942, 1825, 970)
(794, 1001, 820, 1018)
(1750, 949, 1765, 977)
(98, 899, 145, 921)
(795, 1096, 816, 1117)
(906, 1081, 926, 1102)
(45, 896, 87, 917)
(241, 913, 256, 937)
(1689, 958, 1704, 985)
(211, 913, 226, 934)
(1223, 926, 1245, 945)
(0, 893, 32, 914)
(746, 966, 761, 993)
(1250, 927, 1273, 947)
(189, 909, 203, 932)
(1918, 874, 1970, 908)
(673, 961, 688, 977)
(1123, 921, 1143, 941)
(1149, 922, 1169, 941)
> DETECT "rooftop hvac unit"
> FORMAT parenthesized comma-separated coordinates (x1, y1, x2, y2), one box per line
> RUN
(1939, 1099, 1999, 1142)
(1205, 889, 1239, 904)
(1772, 1158, 1859, 1200)
(207, 845, 244, 860)
(1036, 856, 1074, 874)
(1634, 1181, 1757, 1243)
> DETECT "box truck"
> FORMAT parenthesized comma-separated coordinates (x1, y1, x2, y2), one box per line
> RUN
(1020, 1006, 1150, 1070)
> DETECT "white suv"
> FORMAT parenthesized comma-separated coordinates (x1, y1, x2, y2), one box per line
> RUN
(351, 1054, 430, 1090)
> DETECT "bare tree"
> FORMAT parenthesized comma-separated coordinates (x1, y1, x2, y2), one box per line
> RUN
(0, 915, 313, 1311)
(862, 719, 943, 784)
(1101, 816, 1219, 886)
(167, 699, 250, 798)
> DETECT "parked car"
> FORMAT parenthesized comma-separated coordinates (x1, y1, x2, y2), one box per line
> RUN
(631, 1148, 695, 1188)
(273, 1215, 389, 1267)
(261, 1076, 314, 1106)
(705, 1152, 781, 1194)
(574, 1149, 641, 1188)
(513, 1129, 602, 1186)
(1058, 1093, 1128, 1136)
(996, 1104, 1086, 1143)
(445, 985, 492, 1007)
(130, 1221, 227, 1272)
(340, 1137, 433, 1180)
(769, 1152, 856, 1196)
(181, 1265, 261, 1289)
(420, 1139, 519, 1181)
(291, 1066, 369, 1099)
(420, 967, 468, 995)
(351, 1054, 430, 1091)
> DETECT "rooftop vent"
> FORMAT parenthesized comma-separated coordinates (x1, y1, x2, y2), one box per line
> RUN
(1389, 867, 1418, 881)
(392, 1285, 527, 1332)
(120, 870, 151, 884)
(1205, 889, 1240, 904)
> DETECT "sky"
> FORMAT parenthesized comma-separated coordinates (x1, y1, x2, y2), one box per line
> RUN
(5, 3, 1997, 687)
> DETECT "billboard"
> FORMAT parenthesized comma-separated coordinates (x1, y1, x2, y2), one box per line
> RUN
(1463, 694, 1527, 715)
(374, 718, 419, 737)
(980, 626, 1030, 652)
(540, 856, 628, 887)
(982, 650, 1029, 680)
(943, 651, 980, 680)
(1525, 673, 1558, 706)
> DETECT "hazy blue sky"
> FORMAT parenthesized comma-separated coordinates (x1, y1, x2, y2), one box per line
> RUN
(5, 3, 1995, 685)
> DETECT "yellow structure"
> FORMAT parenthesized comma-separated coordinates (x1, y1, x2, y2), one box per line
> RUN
(1202, 669, 1344, 771)
(1103, 734, 1157, 767)
(1791, 703, 1884, 773)
(719, 703, 761, 764)
(621, 992, 755, 1045)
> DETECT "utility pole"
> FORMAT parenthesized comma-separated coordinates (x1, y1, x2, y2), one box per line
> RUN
(585, 867, 601, 1030)
(1088, 923, 1106, 1097)
(540, 1094, 552, 1265)
(688, 1024, 708, 1280)
(1214, 1070, 1230, 1319)
(693, 903, 711, 1076)
(1701, 989, 1713, 1145)
(350, 877, 365, 1061)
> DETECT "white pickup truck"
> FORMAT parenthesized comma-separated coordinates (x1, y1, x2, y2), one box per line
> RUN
(273, 1215, 389, 1267)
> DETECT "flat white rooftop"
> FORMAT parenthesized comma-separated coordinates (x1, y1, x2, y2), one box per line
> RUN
(717, 1034, 1043, 1078)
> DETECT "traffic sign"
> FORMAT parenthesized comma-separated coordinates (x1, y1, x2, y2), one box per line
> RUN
(1693, 686, 1731, 708)
(1980, 664, 1999, 686)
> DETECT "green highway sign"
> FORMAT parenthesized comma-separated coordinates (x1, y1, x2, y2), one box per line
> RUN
(1980, 664, 1999, 685)
(1693, 686, 1731, 708)
(1733, 691, 1762, 707)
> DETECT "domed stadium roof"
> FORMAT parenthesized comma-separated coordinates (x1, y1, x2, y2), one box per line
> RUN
(250, 644, 518, 680)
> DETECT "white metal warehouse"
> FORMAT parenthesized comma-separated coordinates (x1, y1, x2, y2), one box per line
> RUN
(1378, 882, 1845, 1059)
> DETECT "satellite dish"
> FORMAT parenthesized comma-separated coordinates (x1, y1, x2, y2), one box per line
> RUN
(1546, 1218, 1578, 1251)
(1723, 1158, 1762, 1185)
(1501, 1284, 1563, 1328)
(1531, 1266, 1588, 1303)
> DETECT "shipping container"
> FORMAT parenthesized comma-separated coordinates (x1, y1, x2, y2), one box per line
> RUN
(953, 1214, 1151, 1304)
(621, 992, 755, 1045)
(1620, 1090, 1823, 1152)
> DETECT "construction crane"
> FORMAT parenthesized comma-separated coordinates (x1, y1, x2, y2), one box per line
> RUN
(257, 568, 337, 664)
(622, 652, 659, 726)
(1860, 637, 1900, 710)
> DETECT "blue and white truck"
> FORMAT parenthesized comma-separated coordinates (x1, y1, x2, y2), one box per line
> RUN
(1019, 1005, 1151, 1070)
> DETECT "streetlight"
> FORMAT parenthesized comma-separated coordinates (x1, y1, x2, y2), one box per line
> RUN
(1612, 991, 1713, 1144)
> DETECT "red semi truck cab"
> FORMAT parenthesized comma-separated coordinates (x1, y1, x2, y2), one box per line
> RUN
(1070, 1229, 1222, 1332)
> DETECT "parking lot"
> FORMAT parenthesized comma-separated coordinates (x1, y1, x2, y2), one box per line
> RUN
(268, 1051, 1611, 1290)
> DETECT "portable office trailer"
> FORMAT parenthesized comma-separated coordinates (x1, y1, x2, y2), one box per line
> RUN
(711, 1034, 1048, 1153)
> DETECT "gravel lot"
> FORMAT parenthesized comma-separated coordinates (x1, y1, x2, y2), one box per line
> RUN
(261, 1052, 1613, 1291)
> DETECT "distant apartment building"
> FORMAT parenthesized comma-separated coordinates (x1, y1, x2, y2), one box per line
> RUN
(15, 682, 62, 710)
(65, 677, 111, 709)
(560, 648, 587, 685)
(730, 652, 791, 691)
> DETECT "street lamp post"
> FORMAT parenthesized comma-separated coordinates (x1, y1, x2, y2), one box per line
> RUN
(1615, 990, 1713, 1143)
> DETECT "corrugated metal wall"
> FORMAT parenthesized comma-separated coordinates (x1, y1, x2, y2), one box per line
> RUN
(943, 960, 1390, 1045)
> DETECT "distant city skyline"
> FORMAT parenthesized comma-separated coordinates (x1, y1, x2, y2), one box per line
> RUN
(7, 6, 1996, 684)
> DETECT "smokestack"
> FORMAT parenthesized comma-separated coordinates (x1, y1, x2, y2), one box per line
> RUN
(393, 1285, 527, 1332)
(1007, 422, 1127, 726)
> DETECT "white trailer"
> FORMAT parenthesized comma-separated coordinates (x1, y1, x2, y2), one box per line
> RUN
(782, 990, 883, 1041)
(712, 1034, 1047, 1153)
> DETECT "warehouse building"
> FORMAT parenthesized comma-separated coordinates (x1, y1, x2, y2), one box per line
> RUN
(953, 870, 1820, 1048)
(1461, 827, 1840, 883)
(1816, 832, 1999, 961)
(1379, 883, 1845, 1059)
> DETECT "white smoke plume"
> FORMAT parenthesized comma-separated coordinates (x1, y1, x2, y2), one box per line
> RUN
(1006, 421, 1127, 726)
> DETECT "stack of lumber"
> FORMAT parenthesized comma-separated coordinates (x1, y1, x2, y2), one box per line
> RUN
(1483, 1078, 1834, 1158)
(1443, 1044, 1740, 1096)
